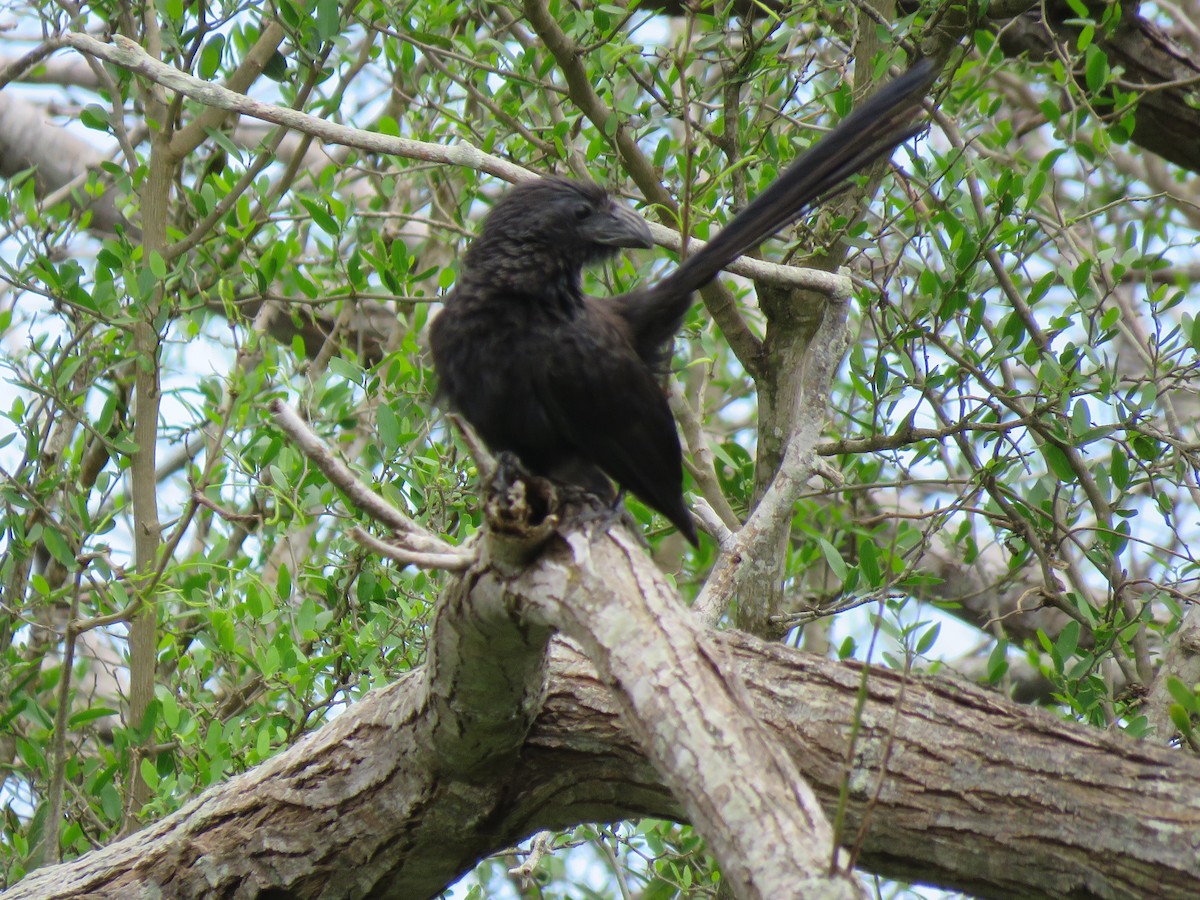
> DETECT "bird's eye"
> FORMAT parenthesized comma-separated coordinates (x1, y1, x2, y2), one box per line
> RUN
(573, 204, 591, 221)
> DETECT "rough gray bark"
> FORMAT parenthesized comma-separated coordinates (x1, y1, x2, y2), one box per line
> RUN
(994, 2, 1200, 175)
(0, 92, 131, 237)
(8, 521, 1200, 900)
(1144, 605, 1200, 740)
(527, 529, 860, 899)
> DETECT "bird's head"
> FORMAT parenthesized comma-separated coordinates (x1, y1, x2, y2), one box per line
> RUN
(466, 177, 653, 277)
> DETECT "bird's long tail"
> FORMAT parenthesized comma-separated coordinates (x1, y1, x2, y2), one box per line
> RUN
(629, 57, 938, 345)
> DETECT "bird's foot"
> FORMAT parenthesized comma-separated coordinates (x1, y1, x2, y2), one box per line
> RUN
(557, 488, 646, 547)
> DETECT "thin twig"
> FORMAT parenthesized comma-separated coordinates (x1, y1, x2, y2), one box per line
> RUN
(270, 400, 473, 569)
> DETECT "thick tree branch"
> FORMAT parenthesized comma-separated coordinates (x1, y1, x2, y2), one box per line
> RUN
(9, 539, 1200, 899)
(994, 2, 1200, 174)
(0, 92, 131, 237)
(58, 32, 531, 182)
(527, 529, 859, 898)
(695, 298, 852, 628)
(268, 405, 846, 895)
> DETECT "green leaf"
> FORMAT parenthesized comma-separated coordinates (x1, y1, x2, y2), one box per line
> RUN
(211, 609, 236, 653)
(276, 563, 292, 602)
(328, 356, 363, 382)
(1071, 259, 1093, 297)
(261, 645, 280, 679)
(1169, 704, 1192, 735)
(1027, 271, 1057, 305)
(158, 690, 179, 729)
(915, 622, 941, 655)
(100, 784, 122, 821)
(140, 757, 160, 790)
(1041, 443, 1076, 483)
(246, 582, 268, 619)
(1130, 434, 1160, 461)
(818, 538, 847, 582)
(1110, 449, 1130, 490)
(987, 640, 1009, 683)
(297, 195, 338, 235)
(1070, 400, 1091, 438)
(80, 104, 110, 131)
(199, 34, 225, 80)
(1056, 621, 1080, 661)
(41, 526, 75, 569)
(256, 723, 271, 759)
(148, 251, 167, 280)
(377, 403, 402, 453)
(297, 598, 317, 638)
(317, 0, 341, 40)
(1036, 628, 1054, 656)
(1085, 44, 1109, 94)
(262, 50, 289, 82)
(857, 535, 882, 587)
(1077, 24, 1095, 52)
(1166, 676, 1199, 713)
(67, 707, 117, 728)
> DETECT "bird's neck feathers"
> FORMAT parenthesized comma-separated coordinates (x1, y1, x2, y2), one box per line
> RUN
(461, 235, 590, 316)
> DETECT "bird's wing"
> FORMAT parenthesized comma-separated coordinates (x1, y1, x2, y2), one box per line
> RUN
(531, 308, 697, 544)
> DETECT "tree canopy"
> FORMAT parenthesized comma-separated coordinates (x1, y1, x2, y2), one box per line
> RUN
(2, 1, 1200, 897)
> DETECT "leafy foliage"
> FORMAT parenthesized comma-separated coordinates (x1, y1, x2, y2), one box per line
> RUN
(1, 0, 1199, 895)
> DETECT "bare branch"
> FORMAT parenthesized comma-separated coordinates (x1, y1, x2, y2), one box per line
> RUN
(269, 399, 471, 566)
(695, 298, 851, 625)
(348, 526, 473, 572)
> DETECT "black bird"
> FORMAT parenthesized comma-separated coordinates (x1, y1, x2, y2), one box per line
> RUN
(430, 59, 937, 547)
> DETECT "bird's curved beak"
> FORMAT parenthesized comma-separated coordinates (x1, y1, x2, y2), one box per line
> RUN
(585, 203, 654, 250)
